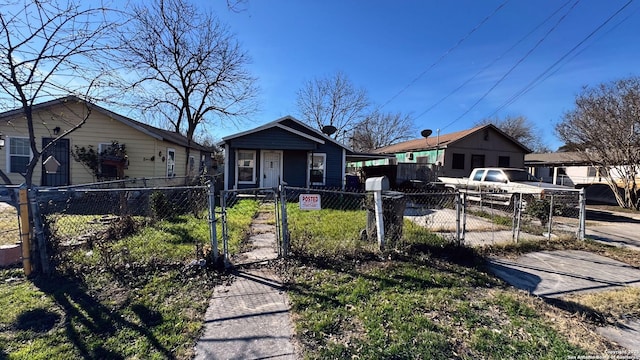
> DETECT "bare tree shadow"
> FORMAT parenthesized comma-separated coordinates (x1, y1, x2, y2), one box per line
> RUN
(33, 275, 174, 359)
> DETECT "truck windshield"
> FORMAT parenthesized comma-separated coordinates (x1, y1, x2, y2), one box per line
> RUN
(503, 170, 539, 182)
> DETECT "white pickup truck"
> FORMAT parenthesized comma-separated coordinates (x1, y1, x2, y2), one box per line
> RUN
(439, 167, 577, 208)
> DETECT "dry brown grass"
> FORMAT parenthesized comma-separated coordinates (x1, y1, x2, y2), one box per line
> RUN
(507, 289, 625, 354)
(565, 287, 640, 320)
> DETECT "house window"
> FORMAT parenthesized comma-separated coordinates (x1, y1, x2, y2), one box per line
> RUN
(98, 142, 117, 178)
(237, 150, 255, 183)
(471, 154, 485, 169)
(9, 137, 30, 174)
(310, 153, 326, 185)
(188, 155, 195, 175)
(167, 148, 176, 177)
(452, 153, 465, 170)
(498, 156, 510, 167)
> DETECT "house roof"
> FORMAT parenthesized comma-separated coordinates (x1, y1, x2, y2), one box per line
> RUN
(219, 115, 342, 147)
(525, 151, 591, 166)
(372, 124, 531, 154)
(0, 95, 210, 151)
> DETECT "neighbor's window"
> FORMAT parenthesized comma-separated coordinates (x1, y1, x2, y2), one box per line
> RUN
(237, 150, 255, 183)
(98, 142, 117, 178)
(498, 156, 510, 167)
(167, 148, 176, 177)
(188, 155, 195, 175)
(471, 154, 485, 169)
(452, 153, 465, 170)
(310, 153, 326, 185)
(9, 137, 30, 174)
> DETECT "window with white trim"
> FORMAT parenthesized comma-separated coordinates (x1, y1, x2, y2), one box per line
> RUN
(9, 137, 30, 174)
(237, 150, 255, 183)
(310, 153, 326, 185)
(167, 148, 176, 177)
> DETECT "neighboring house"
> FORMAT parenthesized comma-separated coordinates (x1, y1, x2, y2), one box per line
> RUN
(218, 116, 386, 190)
(0, 96, 213, 186)
(525, 152, 597, 187)
(525, 151, 619, 204)
(365, 124, 531, 178)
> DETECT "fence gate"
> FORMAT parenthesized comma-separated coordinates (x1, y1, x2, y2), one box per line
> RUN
(220, 187, 283, 265)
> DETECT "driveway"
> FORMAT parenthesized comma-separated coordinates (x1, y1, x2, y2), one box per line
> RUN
(585, 207, 640, 251)
(488, 250, 640, 351)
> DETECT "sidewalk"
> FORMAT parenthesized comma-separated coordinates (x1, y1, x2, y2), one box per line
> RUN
(193, 211, 298, 360)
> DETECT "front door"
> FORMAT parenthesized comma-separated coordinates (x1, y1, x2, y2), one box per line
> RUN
(41, 138, 70, 186)
(262, 151, 281, 188)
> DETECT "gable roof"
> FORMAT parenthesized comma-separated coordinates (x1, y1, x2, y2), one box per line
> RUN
(0, 95, 210, 151)
(219, 115, 352, 150)
(373, 124, 531, 154)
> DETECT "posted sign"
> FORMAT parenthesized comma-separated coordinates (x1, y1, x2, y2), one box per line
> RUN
(299, 194, 321, 210)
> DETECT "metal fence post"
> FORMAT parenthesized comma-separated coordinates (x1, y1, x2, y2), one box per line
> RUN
(514, 193, 522, 243)
(547, 195, 554, 241)
(372, 188, 385, 250)
(29, 187, 51, 275)
(461, 191, 467, 244)
(18, 187, 31, 276)
(207, 180, 218, 263)
(221, 191, 229, 265)
(578, 188, 586, 240)
(279, 184, 289, 257)
(455, 190, 461, 246)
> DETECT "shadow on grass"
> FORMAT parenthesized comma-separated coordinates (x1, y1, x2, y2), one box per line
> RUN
(15, 308, 61, 332)
(33, 275, 173, 359)
(287, 241, 501, 309)
(543, 297, 609, 325)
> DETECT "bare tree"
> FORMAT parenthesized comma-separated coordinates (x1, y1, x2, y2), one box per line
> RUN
(0, 0, 118, 186)
(475, 115, 549, 153)
(296, 71, 369, 143)
(119, 0, 258, 176)
(557, 77, 640, 209)
(350, 111, 415, 152)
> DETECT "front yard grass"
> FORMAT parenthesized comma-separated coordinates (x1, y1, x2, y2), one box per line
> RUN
(284, 207, 635, 359)
(1, 198, 638, 359)
(0, 199, 260, 359)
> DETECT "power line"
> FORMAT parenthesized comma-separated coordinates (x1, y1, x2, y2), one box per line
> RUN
(413, 0, 574, 122)
(487, 0, 634, 118)
(378, 0, 511, 111)
(541, 5, 638, 83)
(440, 0, 581, 131)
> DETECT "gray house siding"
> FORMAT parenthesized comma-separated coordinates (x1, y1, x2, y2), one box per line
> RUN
(440, 128, 526, 178)
(283, 150, 308, 187)
(314, 142, 344, 187)
(222, 117, 349, 190)
(229, 127, 317, 150)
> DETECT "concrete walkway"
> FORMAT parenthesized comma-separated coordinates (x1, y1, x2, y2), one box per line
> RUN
(193, 210, 297, 360)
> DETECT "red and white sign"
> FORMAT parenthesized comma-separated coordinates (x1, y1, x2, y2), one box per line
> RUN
(299, 194, 321, 210)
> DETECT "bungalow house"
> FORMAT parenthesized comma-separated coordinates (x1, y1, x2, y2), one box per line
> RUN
(218, 116, 388, 191)
(365, 124, 531, 178)
(0, 96, 212, 186)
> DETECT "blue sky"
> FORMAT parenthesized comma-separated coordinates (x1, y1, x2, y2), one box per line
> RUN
(200, 0, 640, 150)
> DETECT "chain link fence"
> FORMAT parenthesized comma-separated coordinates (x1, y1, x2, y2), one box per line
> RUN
(280, 186, 586, 255)
(281, 186, 373, 257)
(219, 187, 281, 261)
(0, 186, 21, 267)
(34, 184, 211, 272)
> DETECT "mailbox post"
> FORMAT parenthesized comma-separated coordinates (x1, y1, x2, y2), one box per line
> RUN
(365, 176, 389, 249)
